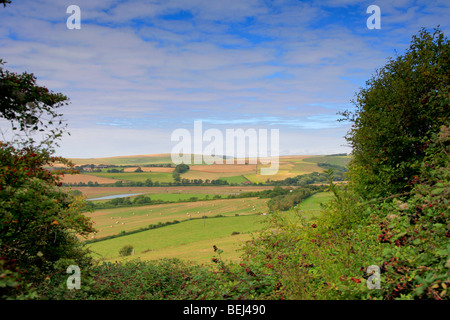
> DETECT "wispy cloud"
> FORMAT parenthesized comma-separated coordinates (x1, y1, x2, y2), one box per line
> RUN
(0, 0, 449, 157)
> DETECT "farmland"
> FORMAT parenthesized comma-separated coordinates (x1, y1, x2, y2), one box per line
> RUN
(85, 197, 269, 239)
(85, 191, 332, 264)
(62, 153, 350, 186)
(62, 153, 344, 263)
(67, 185, 277, 199)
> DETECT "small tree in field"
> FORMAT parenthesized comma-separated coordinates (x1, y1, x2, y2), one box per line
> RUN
(119, 245, 134, 257)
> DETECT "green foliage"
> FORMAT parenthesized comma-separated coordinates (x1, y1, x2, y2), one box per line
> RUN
(119, 245, 134, 257)
(340, 27, 449, 199)
(173, 164, 189, 174)
(266, 187, 314, 212)
(172, 164, 189, 182)
(270, 169, 347, 186)
(37, 257, 283, 300)
(0, 58, 93, 298)
(0, 143, 95, 294)
(0, 59, 70, 150)
(0, 256, 38, 299)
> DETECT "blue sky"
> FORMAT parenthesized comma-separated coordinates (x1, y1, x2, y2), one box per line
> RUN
(0, 0, 449, 158)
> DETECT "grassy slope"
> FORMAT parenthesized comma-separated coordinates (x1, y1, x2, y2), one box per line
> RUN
(86, 198, 269, 239)
(88, 215, 265, 263)
(86, 192, 333, 264)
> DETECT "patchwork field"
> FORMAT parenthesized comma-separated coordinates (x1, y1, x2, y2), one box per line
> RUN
(68, 153, 342, 264)
(64, 153, 350, 185)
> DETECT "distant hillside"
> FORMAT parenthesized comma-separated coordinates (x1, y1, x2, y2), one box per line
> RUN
(63, 153, 351, 185)
(69, 154, 175, 166)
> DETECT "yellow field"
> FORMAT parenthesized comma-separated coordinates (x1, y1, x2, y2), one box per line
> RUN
(190, 164, 257, 173)
(61, 174, 121, 184)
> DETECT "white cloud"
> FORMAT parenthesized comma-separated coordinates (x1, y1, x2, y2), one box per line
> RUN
(1, 0, 448, 158)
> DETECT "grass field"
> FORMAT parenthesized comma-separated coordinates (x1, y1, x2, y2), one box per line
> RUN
(86, 197, 269, 239)
(122, 167, 174, 173)
(302, 155, 351, 167)
(86, 191, 333, 264)
(88, 215, 265, 263)
(218, 175, 249, 184)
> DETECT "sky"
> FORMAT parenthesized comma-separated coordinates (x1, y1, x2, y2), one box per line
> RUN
(0, 0, 449, 158)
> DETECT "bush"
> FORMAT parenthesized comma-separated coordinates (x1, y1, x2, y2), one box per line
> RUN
(0, 143, 95, 295)
(119, 245, 134, 257)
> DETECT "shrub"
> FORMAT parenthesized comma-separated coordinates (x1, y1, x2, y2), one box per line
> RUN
(119, 245, 134, 257)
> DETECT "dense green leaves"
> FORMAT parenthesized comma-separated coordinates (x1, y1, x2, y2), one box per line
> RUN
(0, 57, 91, 298)
(341, 27, 449, 199)
(0, 142, 95, 291)
(0, 59, 70, 150)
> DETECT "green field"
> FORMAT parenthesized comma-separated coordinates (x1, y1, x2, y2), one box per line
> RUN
(88, 215, 265, 263)
(218, 175, 249, 184)
(296, 190, 333, 220)
(86, 191, 333, 264)
(86, 197, 269, 239)
(303, 155, 351, 167)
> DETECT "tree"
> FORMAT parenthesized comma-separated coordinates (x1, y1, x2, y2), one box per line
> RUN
(340, 27, 450, 199)
(0, 20, 94, 296)
(172, 163, 189, 181)
(0, 60, 70, 151)
(0, 143, 95, 289)
(173, 163, 189, 174)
